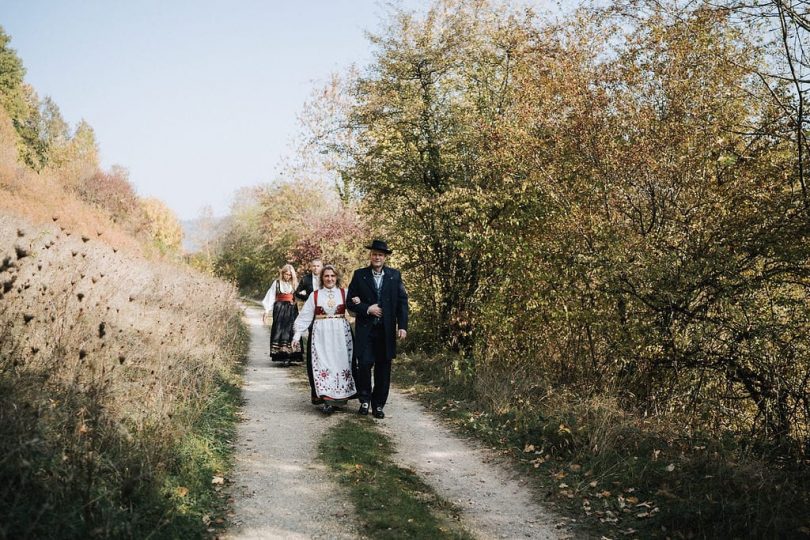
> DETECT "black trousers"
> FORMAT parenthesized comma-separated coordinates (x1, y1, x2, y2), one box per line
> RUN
(354, 326, 391, 409)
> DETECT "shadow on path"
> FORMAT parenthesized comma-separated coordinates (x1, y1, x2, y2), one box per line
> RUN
(224, 305, 359, 540)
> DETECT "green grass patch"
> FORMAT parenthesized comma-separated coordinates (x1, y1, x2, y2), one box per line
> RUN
(318, 417, 473, 540)
(394, 352, 810, 539)
(158, 369, 244, 539)
(0, 369, 245, 540)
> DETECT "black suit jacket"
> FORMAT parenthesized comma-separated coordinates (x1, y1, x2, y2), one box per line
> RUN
(294, 273, 317, 302)
(347, 266, 409, 362)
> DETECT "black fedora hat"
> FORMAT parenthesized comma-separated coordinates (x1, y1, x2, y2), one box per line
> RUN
(365, 239, 393, 254)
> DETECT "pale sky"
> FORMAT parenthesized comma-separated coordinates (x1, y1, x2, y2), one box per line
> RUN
(2, 1, 572, 220)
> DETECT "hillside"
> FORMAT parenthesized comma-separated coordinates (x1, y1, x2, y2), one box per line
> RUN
(0, 32, 248, 538)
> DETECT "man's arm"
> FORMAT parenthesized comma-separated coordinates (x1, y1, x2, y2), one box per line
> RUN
(294, 275, 309, 300)
(396, 274, 409, 331)
(346, 273, 371, 318)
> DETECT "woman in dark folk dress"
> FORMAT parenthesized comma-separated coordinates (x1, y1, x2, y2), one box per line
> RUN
(262, 264, 303, 364)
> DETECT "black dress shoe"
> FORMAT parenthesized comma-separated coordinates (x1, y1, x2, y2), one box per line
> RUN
(358, 402, 370, 416)
(372, 407, 385, 419)
(321, 403, 335, 414)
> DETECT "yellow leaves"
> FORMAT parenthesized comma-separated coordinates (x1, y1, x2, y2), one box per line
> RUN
(635, 505, 660, 519)
(559, 481, 575, 498)
(175, 486, 189, 497)
(522, 441, 548, 468)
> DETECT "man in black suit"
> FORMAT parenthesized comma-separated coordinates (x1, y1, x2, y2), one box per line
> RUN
(294, 257, 323, 404)
(294, 258, 323, 302)
(347, 240, 409, 419)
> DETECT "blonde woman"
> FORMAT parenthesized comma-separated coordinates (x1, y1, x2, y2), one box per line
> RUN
(262, 264, 303, 365)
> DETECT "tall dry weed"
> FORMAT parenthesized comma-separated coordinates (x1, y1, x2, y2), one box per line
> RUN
(0, 213, 245, 538)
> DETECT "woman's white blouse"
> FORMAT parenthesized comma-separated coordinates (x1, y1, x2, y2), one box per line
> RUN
(261, 280, 294, 314)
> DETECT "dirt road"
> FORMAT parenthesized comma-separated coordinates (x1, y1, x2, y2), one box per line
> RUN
(224, 306, 359, 539)
(225, 305, 566, 539)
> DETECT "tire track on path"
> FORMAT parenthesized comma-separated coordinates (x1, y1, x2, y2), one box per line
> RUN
(226, 304, 569, 539)
(224, 305, 360, 540)
(379, 388, 570, 539)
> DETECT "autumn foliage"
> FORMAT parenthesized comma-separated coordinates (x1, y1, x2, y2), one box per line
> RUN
(321, 0, 810, 448)
(298, 0, 810, 536)
(214, 181, 368, 295)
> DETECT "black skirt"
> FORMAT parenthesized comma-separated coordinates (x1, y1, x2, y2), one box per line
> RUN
(270, 301, 303, 362)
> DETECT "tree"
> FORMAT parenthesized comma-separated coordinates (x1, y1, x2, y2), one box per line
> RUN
(76, 166, 142, 228)
(56, 119, 100, 188)
(0, 28, 48, 169)
(141, 197, 183, 256)
(214, 186, 281, 294)
(481, 3, 808, 444)
(316, 0, 809, 448)
(325, 1, 541, 354)
(38, 96, 70, 166)
(0, 26, 26, 123)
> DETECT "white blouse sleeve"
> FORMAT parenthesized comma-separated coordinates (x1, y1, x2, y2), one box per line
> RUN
(261, 280, 277, 314)
(293, 292, 316, 341)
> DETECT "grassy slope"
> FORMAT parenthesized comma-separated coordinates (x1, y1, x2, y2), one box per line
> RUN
(394, 352, 810, 539)
(161, 366, 247, 538)
(0, 107, 250, 537)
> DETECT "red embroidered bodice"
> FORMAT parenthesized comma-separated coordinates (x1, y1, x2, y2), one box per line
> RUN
(313, 288, 346, 315)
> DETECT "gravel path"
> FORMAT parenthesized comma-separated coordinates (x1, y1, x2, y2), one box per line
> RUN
(378, 389, 568, 539)
(225, 304, 567, 539)
(224, 305, 360, 540)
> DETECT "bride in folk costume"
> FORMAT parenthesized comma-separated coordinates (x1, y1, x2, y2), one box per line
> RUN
(262, 264, 303, 365)
(292, 264, 356, 413)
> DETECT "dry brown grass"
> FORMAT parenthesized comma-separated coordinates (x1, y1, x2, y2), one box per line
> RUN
(0, 107, 143, 256)
(0, 108, 246, 537)
(0, 209, 245, 536)
(0, 211, 241, 418)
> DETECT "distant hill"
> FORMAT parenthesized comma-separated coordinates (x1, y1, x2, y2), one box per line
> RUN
(181, 214, 228, 254)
